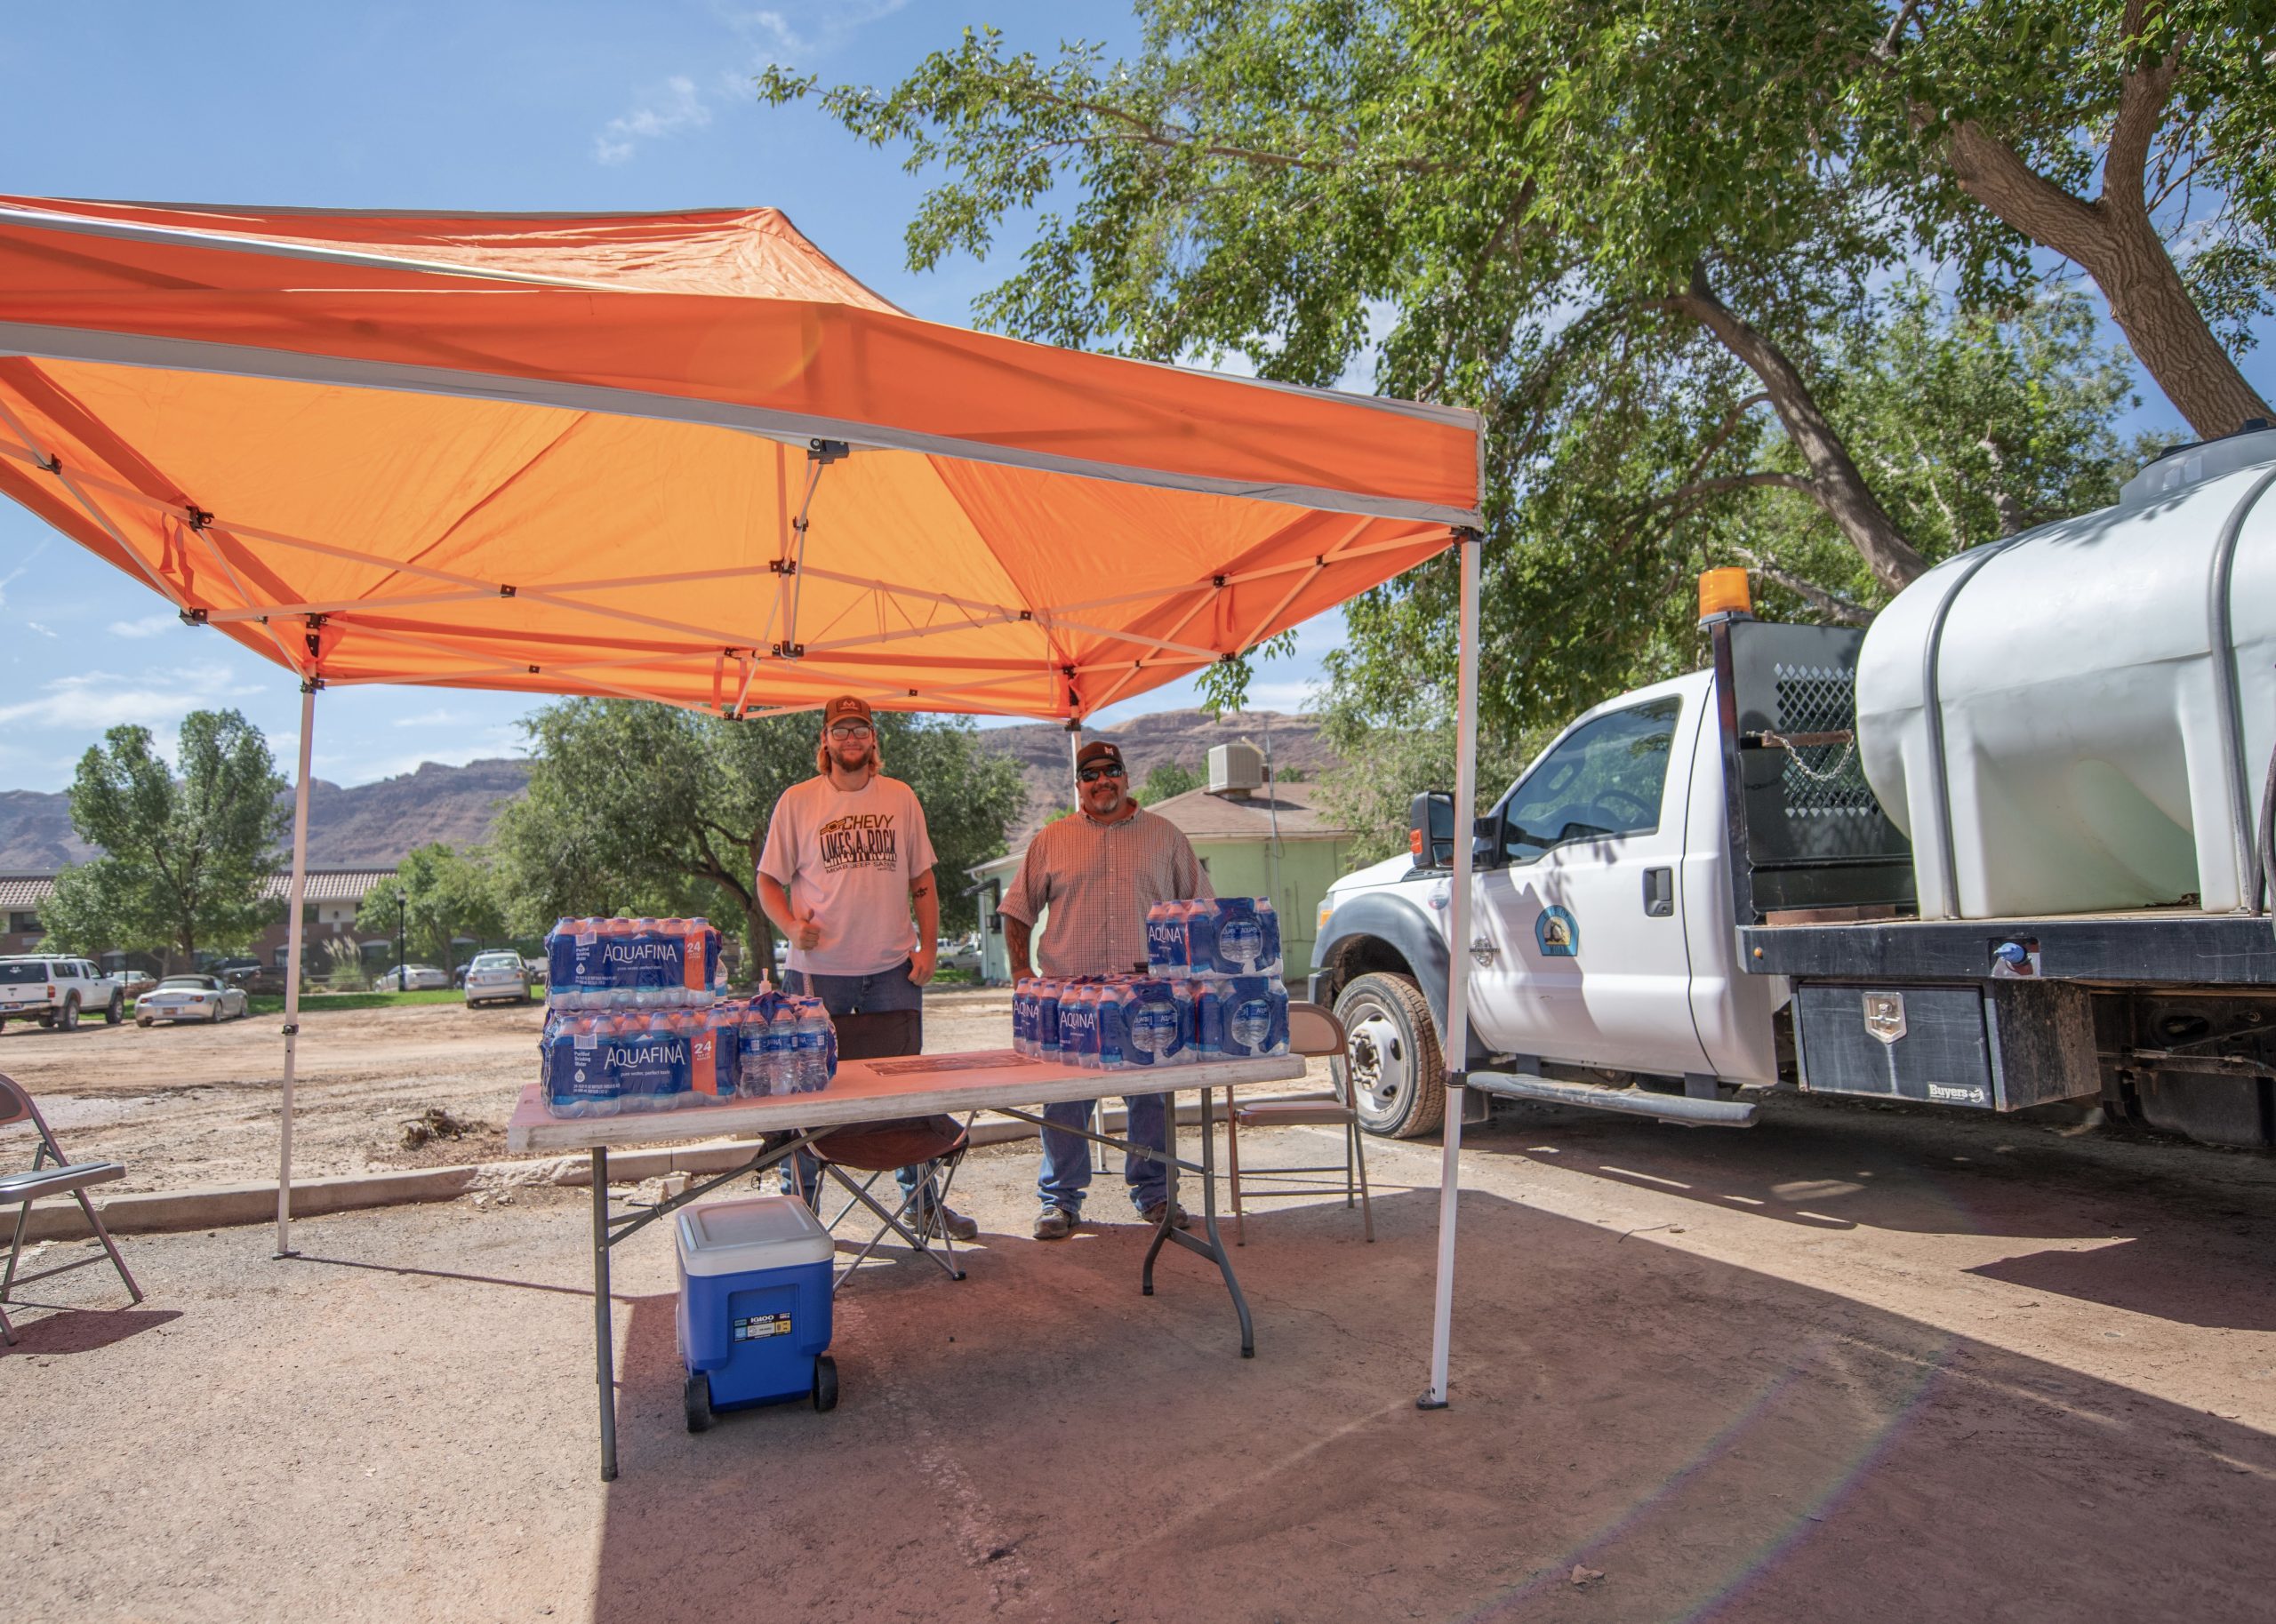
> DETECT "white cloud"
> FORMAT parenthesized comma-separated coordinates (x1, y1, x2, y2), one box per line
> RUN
(0, 663, 259, 732)
(0, 537, 51, 609)
(390, 708, 469, 728)
(595, 74, 712, 165)
(106, 613, 179, 639)
(24, 620, 58, 639)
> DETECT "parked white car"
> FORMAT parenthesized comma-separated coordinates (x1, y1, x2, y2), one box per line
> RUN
(0, 956, 124, 1031)
(135, 973, 249, 1025)
(381, 964, 451, 991)
(461, 950, 533, 1006)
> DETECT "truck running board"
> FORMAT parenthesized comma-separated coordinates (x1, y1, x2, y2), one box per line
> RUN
(1465, 1071, 1758, 1127)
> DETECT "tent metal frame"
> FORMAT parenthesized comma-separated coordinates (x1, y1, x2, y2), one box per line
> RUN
(0, 209, 1488, 1399)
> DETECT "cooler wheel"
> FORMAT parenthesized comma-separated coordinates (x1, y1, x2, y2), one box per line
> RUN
(684, 1371, 714, 1433)
(812, 1353, 838, 1412)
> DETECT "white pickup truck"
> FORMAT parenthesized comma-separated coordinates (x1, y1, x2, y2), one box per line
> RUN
(0, 955, 125, 1032)
(1313, 427, 2276, 1150)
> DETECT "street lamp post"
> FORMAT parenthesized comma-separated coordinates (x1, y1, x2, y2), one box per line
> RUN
(395, 890, 406, 993)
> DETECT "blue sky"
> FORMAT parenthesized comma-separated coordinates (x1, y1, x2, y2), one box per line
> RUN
(0, 4, 2265, 793)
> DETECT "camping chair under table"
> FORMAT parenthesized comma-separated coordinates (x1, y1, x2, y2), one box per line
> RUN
(1219, 1002, 1374, 1246)
(799, 1009, 974, 1290)
(0, 1070, 142, 1343)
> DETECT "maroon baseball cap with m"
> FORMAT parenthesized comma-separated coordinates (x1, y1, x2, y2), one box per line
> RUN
(822, 695, 873, 729)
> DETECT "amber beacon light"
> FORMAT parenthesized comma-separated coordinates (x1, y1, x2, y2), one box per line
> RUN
(1697, 567, 1753, 624)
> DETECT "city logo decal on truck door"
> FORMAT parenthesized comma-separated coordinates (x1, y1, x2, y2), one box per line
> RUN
(1535, 906, 1580, 957)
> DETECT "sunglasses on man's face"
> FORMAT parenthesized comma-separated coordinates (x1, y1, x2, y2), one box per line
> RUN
(1078, 764, 1126, 783)
(828, 723, 874, 740)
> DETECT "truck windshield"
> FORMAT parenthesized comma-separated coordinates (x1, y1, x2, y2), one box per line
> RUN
(0, 962, 48, 982)
(1498, 696, 1681, 861)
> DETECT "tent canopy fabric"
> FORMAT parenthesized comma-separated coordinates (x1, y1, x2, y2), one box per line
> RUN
(0, 197, 1480, 720)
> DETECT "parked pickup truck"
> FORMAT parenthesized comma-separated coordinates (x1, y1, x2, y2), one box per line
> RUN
(0, 955, 125, 1032)
(1313, 426, 2276, 1150)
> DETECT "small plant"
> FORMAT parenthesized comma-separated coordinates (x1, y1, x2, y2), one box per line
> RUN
(323, 937, 371, 991)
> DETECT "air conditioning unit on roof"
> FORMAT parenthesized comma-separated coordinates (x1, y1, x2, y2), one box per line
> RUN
(1207, 740, 1264, 797)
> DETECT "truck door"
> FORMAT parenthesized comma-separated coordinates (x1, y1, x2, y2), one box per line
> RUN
(1468, 679, 1713, 1079)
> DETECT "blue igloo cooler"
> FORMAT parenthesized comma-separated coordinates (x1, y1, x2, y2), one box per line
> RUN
(675, 1194, 837, 1430)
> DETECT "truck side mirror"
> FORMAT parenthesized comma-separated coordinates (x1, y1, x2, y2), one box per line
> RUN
(1407, 790, 1455, 868)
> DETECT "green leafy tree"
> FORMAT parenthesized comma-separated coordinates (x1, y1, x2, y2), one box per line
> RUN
(357, 844, 509, 970)
(1850, 0, 2275, 438)
(758, 1, 2203, 725)
(1136, 760, 1202, 804)
(39, 711, 287, 968)
(492, 703, 1024, 970)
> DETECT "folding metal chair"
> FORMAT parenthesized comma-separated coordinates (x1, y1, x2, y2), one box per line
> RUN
(802, 1009, 974, 1290)
(0, 1069, 142, 1343)
(1219, 1002, 1374, 1245)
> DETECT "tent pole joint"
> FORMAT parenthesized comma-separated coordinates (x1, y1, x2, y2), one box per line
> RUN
(806, 437, 849, 466)
(184, 504, 213, 531)
(179, 607, 208, 628)
(498, 584, 517, 598)
(35, 452, 59, 475)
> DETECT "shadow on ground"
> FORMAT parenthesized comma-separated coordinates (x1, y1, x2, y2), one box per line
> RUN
(585, 1186, 2276, 1624)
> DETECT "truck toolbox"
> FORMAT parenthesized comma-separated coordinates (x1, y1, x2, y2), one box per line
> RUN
(1793, 979, 2097, 1111)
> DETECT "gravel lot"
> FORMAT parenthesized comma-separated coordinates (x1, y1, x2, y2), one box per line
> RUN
(0, 986, 1038, 1191)
(5, 1090, 2274, 1622)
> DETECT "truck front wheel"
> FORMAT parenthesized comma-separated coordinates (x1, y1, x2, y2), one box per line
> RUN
(1334, 972, 1447, 1140)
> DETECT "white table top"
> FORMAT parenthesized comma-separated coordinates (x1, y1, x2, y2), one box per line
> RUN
(505, 1048, 1310, 1153)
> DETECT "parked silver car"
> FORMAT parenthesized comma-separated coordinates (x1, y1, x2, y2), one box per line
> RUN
(380, 964, 451, 992)
(135, 973, 249, 1025)
(461, 950, 533, 1007)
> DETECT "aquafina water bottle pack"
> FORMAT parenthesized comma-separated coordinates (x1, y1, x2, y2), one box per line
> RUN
(1198, 976, 1291, 1060)
(1143, 898, 1282, 980)
(541, 987, 837, 1118)
(543, 916, 724, 1011)
(1011, 966, 1285, 1069)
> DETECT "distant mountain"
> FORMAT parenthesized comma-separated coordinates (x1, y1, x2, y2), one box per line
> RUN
(0, 759, 535, 871)
(0, 709, 1333, 871)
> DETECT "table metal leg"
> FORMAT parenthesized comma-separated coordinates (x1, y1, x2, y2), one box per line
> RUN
(592, 1145, 617, 1482)
(1195, 1086, 1254, 1357)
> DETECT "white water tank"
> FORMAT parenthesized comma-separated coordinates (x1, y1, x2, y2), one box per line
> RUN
(1855, 428, 2276, 919)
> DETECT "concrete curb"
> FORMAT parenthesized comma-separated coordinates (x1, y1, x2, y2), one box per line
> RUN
(16, 1096, 1272, 1242)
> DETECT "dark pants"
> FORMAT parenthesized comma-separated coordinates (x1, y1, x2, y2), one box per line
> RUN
(778, 960, 934, 1205)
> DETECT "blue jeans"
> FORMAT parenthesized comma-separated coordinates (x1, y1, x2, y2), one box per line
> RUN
(777, 960, 934, 1205)
(1038, 1092, 1171, 1215)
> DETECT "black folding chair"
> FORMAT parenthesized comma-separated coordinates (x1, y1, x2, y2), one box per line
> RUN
(804, 1010, 974, 1289)
(1, 1069, 143, 1343)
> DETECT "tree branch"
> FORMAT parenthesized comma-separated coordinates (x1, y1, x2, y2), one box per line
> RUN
(1729, 547, 1873, 626)
(1678, 392, 1774, 492)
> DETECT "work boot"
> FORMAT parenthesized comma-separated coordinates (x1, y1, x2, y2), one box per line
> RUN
(1140, 1200, 1191, 1231)
(913, 1200, 980, 1242)
(1033, 1204, 1077, 1241)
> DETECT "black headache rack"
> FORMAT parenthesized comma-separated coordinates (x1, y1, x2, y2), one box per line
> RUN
(1711, 615, 2276, 988)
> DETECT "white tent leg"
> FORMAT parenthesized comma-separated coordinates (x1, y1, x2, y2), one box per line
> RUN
(1421, 529, 1481, 1409)
(275, 681, 317, 1259)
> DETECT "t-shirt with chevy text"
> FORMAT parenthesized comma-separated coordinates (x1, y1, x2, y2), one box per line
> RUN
(757, 773, 938, 977)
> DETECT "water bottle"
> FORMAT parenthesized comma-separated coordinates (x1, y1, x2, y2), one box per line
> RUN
(1254, 899, 1283, 979)
(1097, 980, 1133, 1070)
(760, 991, 797, 1096)
(794, 998, 833, 1092)
(1146, 902, 1189, 979)
(1125, 977, 1182, 1068)
(1217, 977, 1286, 1059)
(1214, 899, 1265, 975)
(736, 1001, 773, 1098)
(1183, 900, 1220, 981)
(1033, 978, 1062, 1060)
(1011, 977, 1033, 1056)
(1187, 979, 1220, 1060)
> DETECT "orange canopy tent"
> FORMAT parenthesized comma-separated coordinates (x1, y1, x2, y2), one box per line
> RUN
(0, 197, 1489, 1404)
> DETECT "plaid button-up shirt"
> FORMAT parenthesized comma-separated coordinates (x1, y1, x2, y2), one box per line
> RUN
(997, 806, 1214, 978)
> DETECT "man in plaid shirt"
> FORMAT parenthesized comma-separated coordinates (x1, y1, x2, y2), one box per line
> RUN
(997, 739, 1214, 1240)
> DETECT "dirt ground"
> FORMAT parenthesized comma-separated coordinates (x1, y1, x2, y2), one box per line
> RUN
(0, 987, 1050, 1190)
(6, 1082, 2276, 1622)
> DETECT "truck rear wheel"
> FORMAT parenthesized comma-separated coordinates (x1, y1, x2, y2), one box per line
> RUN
(1334, 972, 1447, 1140)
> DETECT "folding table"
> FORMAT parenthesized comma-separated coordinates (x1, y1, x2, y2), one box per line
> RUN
(505, 1048, 1308, 1479)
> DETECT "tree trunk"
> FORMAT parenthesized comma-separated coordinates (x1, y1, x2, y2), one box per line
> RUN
(1671, 268, 1932, 591)
(1935, 44, 2273, 439)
